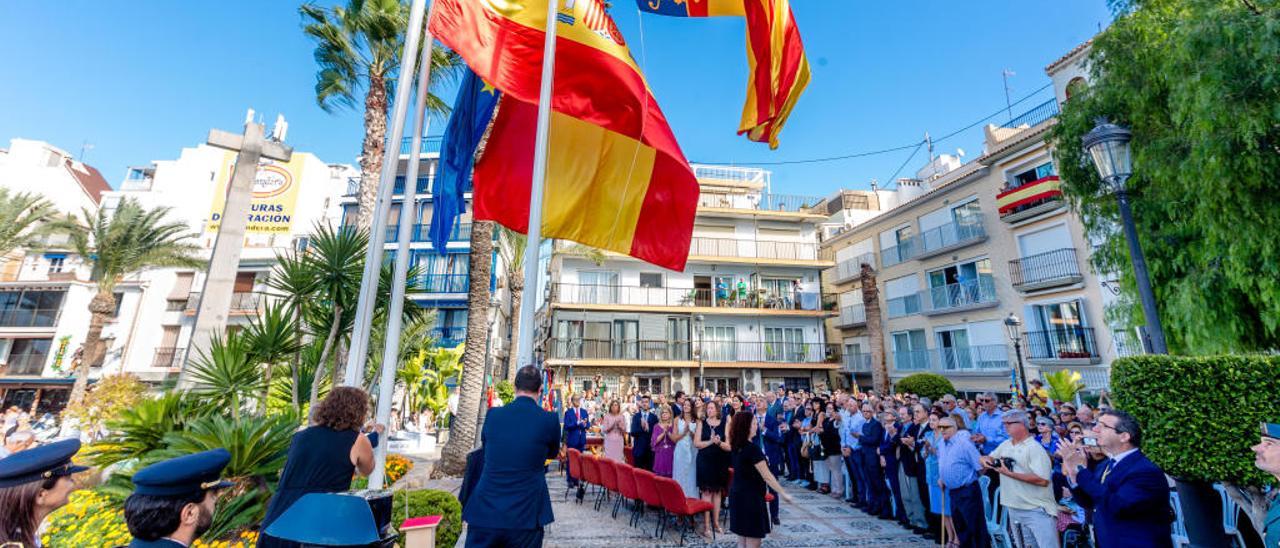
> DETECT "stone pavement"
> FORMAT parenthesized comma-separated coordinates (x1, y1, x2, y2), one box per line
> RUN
(529, 473, 934, 547)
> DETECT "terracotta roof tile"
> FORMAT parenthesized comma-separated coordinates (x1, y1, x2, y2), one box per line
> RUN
(1045, 39, 1093, 74)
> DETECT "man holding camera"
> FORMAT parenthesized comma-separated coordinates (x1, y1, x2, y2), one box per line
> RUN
(981, 409, 1060, 548)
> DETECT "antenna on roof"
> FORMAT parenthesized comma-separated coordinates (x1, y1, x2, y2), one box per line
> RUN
(78, 141, 95, 163)
(272, 114, 289, 142)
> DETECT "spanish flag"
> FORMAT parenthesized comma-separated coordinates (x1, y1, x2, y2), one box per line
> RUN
(429, 0, 699, 272)
(637, 0, 810, 149)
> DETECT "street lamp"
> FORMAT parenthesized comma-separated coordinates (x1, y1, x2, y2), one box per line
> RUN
(1004, 313, 1029, 396)
(1082, 118, 1168, 354)
(694, 314, 705, 392)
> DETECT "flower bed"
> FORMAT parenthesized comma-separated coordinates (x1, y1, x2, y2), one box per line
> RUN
(43, 489, 261, 547)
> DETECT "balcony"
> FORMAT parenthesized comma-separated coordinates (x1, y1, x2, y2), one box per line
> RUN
(1009, 249, 1083, 292)
(921, 278, 999, 316)
(1111, 329, 1147, 358)
(693, 164, 770, 186)
(937, 345, 1010, 373)
(152, 347, 183, 368)
(997, 176, 1065, 223)
(915, 216, 987, 260)
(881, 240, 918, 267)
(696, 190, 825, 216)
(886, 293, 921, 318)
(398, 136, 443, 156)
(0, 307, 61, 328)
(1001, 98, 1059, 129)
(551, 283, 822, 313)
(833, 252, 877, 283)
(843, 352, 872, 374)
(430, 327, 466, 348)
(1023, 327, 1102, 365)
(893, 349, 935, 372)
(689, 237, 820, 262)
(412, 273, 469, 294)
(835, 304, 866, 327)
(546, 338, 839, 365)
(184, 292, 261, 314)
(384, 223, 472, 244)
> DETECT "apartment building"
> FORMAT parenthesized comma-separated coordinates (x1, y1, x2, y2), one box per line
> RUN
(541, 165, 837, 396)
(821, 40, 1137, 396)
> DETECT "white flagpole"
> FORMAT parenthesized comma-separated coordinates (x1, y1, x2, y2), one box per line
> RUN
(515, 0, 563, 373)
(343, 0, 430, 388)
(367, 13, 437, 490)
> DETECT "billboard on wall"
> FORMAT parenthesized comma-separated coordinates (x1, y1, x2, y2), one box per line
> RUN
(206, 150, 305, 234)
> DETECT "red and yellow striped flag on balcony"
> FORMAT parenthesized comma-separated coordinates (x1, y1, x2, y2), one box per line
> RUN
(429, 0, 699, 272)
(637, 0, 811, 149)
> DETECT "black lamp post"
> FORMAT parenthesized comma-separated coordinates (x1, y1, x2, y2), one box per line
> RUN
(1004, 313, 1029, 396)
(1082, 119, 1168, 354)
(694, 314, 705, 392)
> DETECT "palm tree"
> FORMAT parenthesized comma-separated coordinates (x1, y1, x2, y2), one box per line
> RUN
(62, 198, 203, 406)
(0, 188, 57, 263)
(300, 0, 461, 231)
(241, 302, 302, 407)
(438, 220, 494, 475)
(300, 224, 366, 409)
(266, 249, 320, 410)
(497, 227, 526, 381)
(860, 264, 889, 395)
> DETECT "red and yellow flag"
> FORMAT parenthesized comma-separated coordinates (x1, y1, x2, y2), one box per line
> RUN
(429, 0, 699, 272)
(636, 0, 810, 149)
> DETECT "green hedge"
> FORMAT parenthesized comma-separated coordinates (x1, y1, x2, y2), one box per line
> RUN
(893, 373, 955, 401)
(395, 488, 463, 548)
(1111, 355, 1280, 486)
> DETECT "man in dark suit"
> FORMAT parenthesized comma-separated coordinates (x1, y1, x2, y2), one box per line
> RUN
(878, 411, 907, 524)
(1061, 409, 1172, 548)
(783, 398, 801, 480)
(758, 400, 784, 524)
(562, 395, 588, 490)
(858, 404, 891, 519)
(463, 366, 561, 548)
(629, 395, 658, 471)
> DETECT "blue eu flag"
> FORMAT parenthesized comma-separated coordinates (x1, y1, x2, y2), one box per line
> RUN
(429, 68, 500, 253)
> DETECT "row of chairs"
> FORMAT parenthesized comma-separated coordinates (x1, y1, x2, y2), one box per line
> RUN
(566, 448, 715, 545)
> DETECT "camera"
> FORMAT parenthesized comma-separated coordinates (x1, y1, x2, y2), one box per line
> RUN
(999, 457, 1016, 470)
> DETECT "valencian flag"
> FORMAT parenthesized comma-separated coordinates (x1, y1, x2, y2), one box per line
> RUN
(637, 0, 811, 149)
(429, 0, 700, 271)
(430, 68, 500, 254)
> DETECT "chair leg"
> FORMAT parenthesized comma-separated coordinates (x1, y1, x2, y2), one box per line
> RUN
(612, 494, 621, 519)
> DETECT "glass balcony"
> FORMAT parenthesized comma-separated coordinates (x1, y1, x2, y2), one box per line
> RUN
(1008, 249, 1083, 291)
(843, 352, 872, 373)
(881, 240, 918, 267)
(936, 344, 1010, 372)
(695, 190, 824, 214)
(688, 237, 818, 261)
(833, 252, 876, 282)
(893, 349, 935, 372)
(385, 223, 472, 244)
(836, 304, 866, 327)
(917, 216, 987, 259)
(546, 338, 839, 364)
(412, 274, 469, 294)
(430, 327, 466, 348)
(922, 278, 999, 315)
(552, 283, 821, 312)
(886, 293, 922, 318)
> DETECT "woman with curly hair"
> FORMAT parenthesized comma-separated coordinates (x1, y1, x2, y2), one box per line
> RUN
(258, 387, 384, 547)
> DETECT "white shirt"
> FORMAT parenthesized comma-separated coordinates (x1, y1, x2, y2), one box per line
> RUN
(1108, 447, 1139, 464)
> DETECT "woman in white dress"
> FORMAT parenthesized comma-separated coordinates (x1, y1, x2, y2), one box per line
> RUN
(672, 401, 700, 498)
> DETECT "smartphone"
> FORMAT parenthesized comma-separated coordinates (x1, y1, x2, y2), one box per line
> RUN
(1082, 437, 1099, 447)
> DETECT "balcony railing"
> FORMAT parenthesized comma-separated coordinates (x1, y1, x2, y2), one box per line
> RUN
(893, 349, 935, 372)
(0, 308, 61, 328)
(399, 136, 443, 155)
(837, 304, 866, 326)
(1009, 248, 1083, 291)
(922, 277, 998, 315)
(886, 293, 922, 318)
(184, 292, 261, 313)
(997, 176, 1063, 222)
(688, 237, 819, 261)
(552, 283, 821, 311)
(1001, 98, 1059, 129)
(430, 327, 466, 347)
(1111, 329, 1147, 358)
(412, 273, 469, 293)
(1024, 327, 1101, 361)
(917, 216, 987, 258)
(547, 338, 839, 364)
(937, 344, 1010, 372)
(834, 252, 877, 281)
(385, 222, 473, 244)
(165, 299, 187, 312)
(693, 164, 769, 186)
(844, 352, 872, 373)
(881, 240, 918, 267)
(696, 191, 824, 214)
(152, 347, 183, 368)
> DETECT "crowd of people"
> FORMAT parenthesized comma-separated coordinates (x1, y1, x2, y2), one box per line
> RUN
(559, 380, 1187, 548)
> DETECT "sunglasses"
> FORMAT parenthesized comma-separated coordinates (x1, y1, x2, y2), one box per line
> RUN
(938, 425, 956, 430)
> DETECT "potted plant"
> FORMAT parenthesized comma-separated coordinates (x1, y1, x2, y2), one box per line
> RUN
(1042, 369, 1084, 405)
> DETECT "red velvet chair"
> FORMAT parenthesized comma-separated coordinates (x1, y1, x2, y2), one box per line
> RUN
(594, 458, 618, 511)
(612, 462, 640, 523)
(632, 469, 666, 538)
(654, 476, 716, 544)
(565, 448, 583, 501)
(581, 454, 599, 501)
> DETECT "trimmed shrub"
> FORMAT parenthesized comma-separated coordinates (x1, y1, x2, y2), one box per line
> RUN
(495, 379, 515, 404)
(893, 373, 955, 401)
(395, 489, 463, 548)
(1111, 355, 1280, 486)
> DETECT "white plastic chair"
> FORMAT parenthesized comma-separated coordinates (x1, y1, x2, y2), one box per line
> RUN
(1212, 484, 1246, 547)
(978, 475, 1012, 548)
(1169, 490, 1189, 547)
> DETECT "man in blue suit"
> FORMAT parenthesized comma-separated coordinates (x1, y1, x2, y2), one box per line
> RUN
(878, 411, 907, 524)
(562, 395, 588, 490)
(783, 397, 801, 480)
(463, 366, 561, 548)
(858, 404, 891, 519)
(629, 395, 658, 471)
(1061, 409, 1172, 548)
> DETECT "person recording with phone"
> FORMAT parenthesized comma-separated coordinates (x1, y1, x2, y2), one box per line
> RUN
(980, 409, 1061, 548)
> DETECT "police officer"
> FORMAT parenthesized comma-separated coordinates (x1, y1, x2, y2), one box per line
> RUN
(123, 448, 234, 547)
(0, 438, 89, 546)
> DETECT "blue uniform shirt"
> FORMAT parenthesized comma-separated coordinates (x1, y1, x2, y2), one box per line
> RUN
(975, 409, 1009, 454)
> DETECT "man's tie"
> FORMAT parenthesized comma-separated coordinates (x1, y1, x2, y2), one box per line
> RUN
(1100, 458, 1115, 483)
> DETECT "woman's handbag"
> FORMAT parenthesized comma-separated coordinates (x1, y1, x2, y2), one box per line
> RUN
(800, 435, 812, 459)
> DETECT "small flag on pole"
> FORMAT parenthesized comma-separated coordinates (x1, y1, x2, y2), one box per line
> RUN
(429, 68, 500, 253)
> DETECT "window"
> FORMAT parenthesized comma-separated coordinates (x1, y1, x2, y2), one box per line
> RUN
(0, 339, 9, 364)
(764, 327, 805, 362)
(46, 255, 65, 273)
(635, 376, 664, 395)
(639, 273, 663, 288)
(111, 292, 125, 319)
(700, 377, 739, 395)
(6, 338, 52, 375)
(667, 317, 690, 360)
(1065, 77, 1087, 101)
(701, 326, 736, 361)
(892, 330, 929, 371)
(0, 290, 65, 328)
(926, 258, 995, 310)
(576, 271, 619, 304)
(612, 320, 639, 359)
(1011, 161, 1056, 188)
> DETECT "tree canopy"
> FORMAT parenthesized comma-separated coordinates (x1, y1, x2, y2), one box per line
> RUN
(1050, 0, 1280, 354)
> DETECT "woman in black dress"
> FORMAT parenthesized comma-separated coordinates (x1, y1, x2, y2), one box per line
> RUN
(694, 400, 730, 537)
(259, 387, 382, 547)
(727, 410, 792, 547)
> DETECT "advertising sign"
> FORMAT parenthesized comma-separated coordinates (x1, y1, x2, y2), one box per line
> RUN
(206, 150, 305, 234)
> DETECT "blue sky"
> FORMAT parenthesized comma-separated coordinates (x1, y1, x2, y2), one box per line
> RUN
(0, 1, 1110, 198)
